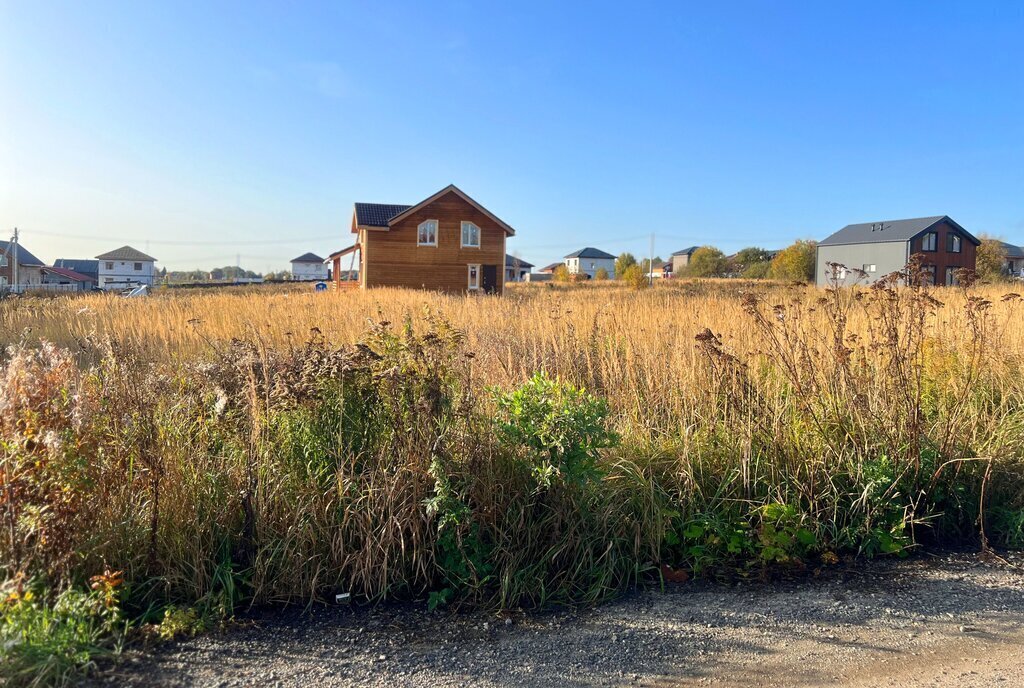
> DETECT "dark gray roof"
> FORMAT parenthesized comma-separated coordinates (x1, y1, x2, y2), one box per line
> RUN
(998, 241, 1024, 258)
(354, 203, 412, 227)
(55, 258, 99, 274)
(819, 216, 979, 247)
(95, 245, 157, 262)
(505, 254, 534, 268)
(0, 241, 45, 266)
(564, 247, 615, 259)
(671, 246, 699, 256)
(291, 252, 325, 263)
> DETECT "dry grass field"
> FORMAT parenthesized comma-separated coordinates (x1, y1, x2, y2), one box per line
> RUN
(2, 277, 1024, 685)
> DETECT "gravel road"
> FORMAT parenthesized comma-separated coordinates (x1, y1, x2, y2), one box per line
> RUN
(103, 552, 1024, 687)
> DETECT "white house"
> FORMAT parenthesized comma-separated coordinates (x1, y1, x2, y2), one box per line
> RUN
(505, 254, 534, 283)
(290, 253, 329, 281)
(96, 246, 157, 290)
(564, 247, 616, 279)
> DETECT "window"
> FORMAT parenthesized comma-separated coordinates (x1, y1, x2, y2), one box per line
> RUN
(417, 220, 438, 246)
(921, 232, 937, 252)
(134, 262, 142, 270)
(862, 264, 876, 273)
(947, 234, 962, 253)
(921, 265, 936, 285)
(467, 264, 480, 291)
(945, 267, 959, 286)
(461, 222, 480, 248)
(105, 262, 114, 270)
(0, 253, 7, 267)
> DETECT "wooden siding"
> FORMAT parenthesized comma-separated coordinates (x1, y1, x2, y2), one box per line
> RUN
(909, 220, 977, 284)
(362, 191, 507, 293)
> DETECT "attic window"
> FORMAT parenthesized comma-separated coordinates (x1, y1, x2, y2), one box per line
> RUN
(417, 220, 438, 246)
(948, 234, 962, 253)
(921, 232, 937, 252)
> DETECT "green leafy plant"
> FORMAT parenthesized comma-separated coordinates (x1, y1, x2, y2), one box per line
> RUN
(493, 372, 618, 490)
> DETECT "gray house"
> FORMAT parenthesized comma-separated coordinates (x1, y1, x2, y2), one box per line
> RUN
(564, 247, 616, 279)
(815, 216, 979, 287)
(998, 242, 1024, 277)
(667, 246, 699, 276)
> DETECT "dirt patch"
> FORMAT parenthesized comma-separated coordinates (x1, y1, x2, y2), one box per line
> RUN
(101, 552, 1024, 687)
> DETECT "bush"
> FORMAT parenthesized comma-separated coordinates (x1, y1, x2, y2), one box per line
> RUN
(622, 264, 647, 289)
(552, 264, 570, 283)
(684, 247, 730, 278)
(593, 267, 609, 281)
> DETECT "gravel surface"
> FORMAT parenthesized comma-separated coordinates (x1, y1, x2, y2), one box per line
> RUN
(102, 552, 1024, 687)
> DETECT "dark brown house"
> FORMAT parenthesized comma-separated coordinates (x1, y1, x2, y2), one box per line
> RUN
(333, 185, 515, 294)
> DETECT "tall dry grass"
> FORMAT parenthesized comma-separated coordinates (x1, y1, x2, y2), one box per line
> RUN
(2, 277, 1023, 638)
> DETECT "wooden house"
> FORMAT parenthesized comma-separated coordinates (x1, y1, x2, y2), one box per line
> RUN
(335, 185, 515, 294)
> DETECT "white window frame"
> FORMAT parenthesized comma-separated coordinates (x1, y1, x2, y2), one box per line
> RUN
(863, 264, 876, 273)
(417, 220, 438, 247)
(461, 221, 480, 248)
(467, 263, 481, 291)
(948, 234, 962, 253)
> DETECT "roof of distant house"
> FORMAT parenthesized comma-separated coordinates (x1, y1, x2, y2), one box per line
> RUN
(505, 254, 534, 268)
(998, 241, 1024, 258)
(539, 262, 562, 273)
(291, 252, 325, 264)
(564, 247, 615, 259)
(54, 258, 99, 274)
(0, 241, 45, 266)
(95, 245, 157, 262)
(819, 216, 979, 247)
(42, 266, 93, 282)
(671, 246, 699, 257)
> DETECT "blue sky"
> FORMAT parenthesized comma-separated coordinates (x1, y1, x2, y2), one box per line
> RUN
(2, 1, 1023, 272)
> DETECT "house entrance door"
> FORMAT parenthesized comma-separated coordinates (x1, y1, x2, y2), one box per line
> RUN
(481, 265, 498, 293)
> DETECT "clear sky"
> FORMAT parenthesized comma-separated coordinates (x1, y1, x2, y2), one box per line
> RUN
(2, 1, 1023, 272)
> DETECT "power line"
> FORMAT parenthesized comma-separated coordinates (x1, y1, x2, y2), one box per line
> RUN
(26, 228, 341, 246)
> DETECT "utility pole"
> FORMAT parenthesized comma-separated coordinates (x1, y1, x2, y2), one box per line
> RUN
(11, 227, 18, 294)
(649, 232, 655, 287)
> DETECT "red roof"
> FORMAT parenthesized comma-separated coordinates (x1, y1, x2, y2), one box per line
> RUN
(42, 266, 93, 282)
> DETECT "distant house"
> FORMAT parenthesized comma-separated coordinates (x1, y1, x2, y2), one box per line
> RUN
(96, 246, 158, 290)
(290, 253, 329, 281)
(997, 242, 1024, 277)
(564, 247, 615, 279)
(666, 247, 699, 276)
(54, 259, 99, 285)
(347, 184, 515, 294)
(41, 266, 95, 291)
(0, 241, 45, 292)
(505, 255, 534, 282)
(815, 216, 979, 287)
(538, 262, 562, 274)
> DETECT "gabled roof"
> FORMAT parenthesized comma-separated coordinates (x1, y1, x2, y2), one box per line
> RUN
(42, 266, 93, 282)
(0, 241, 45, 266)
(671, 246, 699, 256)
(819, 216, 979, 247)
(353, 185, 516, 236)
(95, 245, 157, 262)
(54, 259, 99, 274)
(353, 203, 412, 228)
(505, 254, 534, 268)
(290, 252, 325, 263)
(564, 247, 615, 259)
(998, 241, 1024, 258)
(539, 262, 562, 273)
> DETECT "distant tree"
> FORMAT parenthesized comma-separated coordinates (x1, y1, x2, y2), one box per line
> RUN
(769, 240, 817, 282)
(615, 252, 638, 279)
(552, 264, 571, 283)
(684, 246, 730, 278)
(593, 267, 609, 281)
(622, 263, 647, 289)
(640, 256, 664, 274)
(743, 261, 771, 279)
(210, 267, 226, 280)
(977, 237, 1006, 280)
